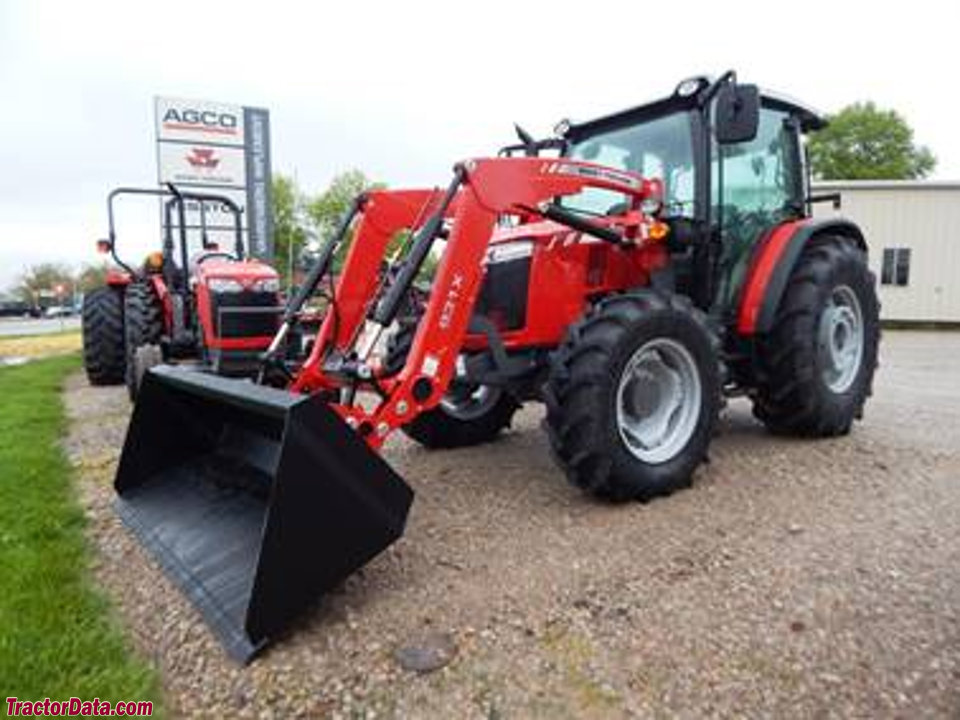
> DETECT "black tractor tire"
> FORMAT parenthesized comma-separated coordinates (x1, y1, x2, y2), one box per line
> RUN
(385, 319, 520, 449)
(124, 280, 165, 401)
(544, 290, 721, 502)
(751, 236, 879, 436)
(403, 387, 520, 449)
(81, 286, 126, 385)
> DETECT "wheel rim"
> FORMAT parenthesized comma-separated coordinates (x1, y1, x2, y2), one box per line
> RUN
(818, 284, 864, 393)
(440, 384, 501, 421)
(616, 338, 702, 465)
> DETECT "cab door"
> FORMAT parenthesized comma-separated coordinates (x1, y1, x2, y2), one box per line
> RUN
(711, 106, 804, 315)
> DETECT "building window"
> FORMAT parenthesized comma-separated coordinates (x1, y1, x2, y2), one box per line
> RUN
(881, 248, 911, 286)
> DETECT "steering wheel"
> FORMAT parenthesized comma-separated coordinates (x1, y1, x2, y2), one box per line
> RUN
(194, 251, 235, 264)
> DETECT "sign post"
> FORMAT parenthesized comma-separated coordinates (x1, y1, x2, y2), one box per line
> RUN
(155, 97, 273, 260)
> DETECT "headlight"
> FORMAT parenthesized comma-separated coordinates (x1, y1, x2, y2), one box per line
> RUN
(208, 278, 245, 293)
(251, 277, 280, 293)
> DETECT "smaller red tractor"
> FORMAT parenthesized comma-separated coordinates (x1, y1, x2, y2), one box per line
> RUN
(81, 185, 283, 399)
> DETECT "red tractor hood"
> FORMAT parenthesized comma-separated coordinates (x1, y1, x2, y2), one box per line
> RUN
(194, 258, 279, 285)
(489, 219, 571, 245)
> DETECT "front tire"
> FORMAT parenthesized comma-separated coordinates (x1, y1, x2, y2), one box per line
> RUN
(124, 280, 164, 401)
(384, 318, 519, 448)
(752, 236, 879, 436)
(544, 290, 721, 502)
(82, 286, 126, 385)
(402, 384, 520, 448)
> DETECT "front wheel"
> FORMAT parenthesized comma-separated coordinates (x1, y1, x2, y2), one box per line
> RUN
(402, 383, 520, 448)
(752, 236, 880, 436)
(544, 290, 721, 502)
(124, 280, 165, 401)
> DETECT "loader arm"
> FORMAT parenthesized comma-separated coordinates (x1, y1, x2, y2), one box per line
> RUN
(294, 156, 657, 448)
(112, 155, 658, 662)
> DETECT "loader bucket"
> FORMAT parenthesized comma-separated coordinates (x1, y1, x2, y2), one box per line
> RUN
(113, 365, 413, 662)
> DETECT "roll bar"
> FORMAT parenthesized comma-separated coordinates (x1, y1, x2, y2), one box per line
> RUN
(104, 184, 245, 277)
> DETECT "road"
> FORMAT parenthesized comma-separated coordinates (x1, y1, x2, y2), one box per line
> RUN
(64, 330, 960, 718)
(0, 317, 81, 336)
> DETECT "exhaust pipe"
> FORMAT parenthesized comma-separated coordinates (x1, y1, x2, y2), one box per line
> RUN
(114, 365, 413, 661)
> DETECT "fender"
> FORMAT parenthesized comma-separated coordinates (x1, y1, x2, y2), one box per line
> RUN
(104, 268, 132, 287)
(737, 217, 866, 335)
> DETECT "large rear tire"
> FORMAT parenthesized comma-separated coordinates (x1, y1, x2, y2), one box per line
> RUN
(124, 280, 165, 401)
(82, 286, 126, 385)
(544, 290, 721, 502)
(752, 236, 879, 436)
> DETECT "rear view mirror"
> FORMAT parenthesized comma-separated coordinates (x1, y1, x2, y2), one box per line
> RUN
(715, 84, 760, 144)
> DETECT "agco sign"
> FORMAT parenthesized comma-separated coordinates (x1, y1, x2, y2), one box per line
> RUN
(161, 106, 239, 135)
(155, 98, 245, 144)
(155, 95, 273, 260)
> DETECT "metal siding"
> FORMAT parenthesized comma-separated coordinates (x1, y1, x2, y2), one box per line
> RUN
(813, 184, 960, 322)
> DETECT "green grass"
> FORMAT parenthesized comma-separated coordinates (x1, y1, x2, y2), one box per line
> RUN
(0, 355, 161, 710)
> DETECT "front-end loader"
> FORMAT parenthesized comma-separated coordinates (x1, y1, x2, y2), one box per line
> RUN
(112, 72, 880, 660)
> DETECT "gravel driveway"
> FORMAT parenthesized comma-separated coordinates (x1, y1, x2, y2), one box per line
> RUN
(63, 330, 960, 718)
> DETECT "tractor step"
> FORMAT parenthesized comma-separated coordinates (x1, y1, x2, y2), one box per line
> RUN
(114, 365, 413, 661)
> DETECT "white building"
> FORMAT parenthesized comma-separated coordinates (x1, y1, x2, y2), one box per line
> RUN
(813, 181, 960, 323)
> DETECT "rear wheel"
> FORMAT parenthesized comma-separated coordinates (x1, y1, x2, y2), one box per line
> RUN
(124, 280, 165, 401)
(82, 286, 126, 385)
(544, 290, 721, 502)
(752, 236, 879, 435)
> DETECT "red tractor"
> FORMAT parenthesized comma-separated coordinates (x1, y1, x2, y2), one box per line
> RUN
(81, 186, 283, 398)
(112, 73, 879, 660)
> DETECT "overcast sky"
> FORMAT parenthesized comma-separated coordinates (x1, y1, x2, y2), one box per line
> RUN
(0, 0, 956, 291)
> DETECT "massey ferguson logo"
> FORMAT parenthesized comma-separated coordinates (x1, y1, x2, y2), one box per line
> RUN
(185, 147, 220, 169)
(162, 107, 238, 135)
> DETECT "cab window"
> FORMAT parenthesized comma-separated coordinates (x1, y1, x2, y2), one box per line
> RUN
(564, 112, 695, 217)
(712, 107, 801, 221)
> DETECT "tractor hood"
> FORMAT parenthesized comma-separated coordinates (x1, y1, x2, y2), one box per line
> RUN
(194, 258, 279, 286)
(489, 219, 573, 246)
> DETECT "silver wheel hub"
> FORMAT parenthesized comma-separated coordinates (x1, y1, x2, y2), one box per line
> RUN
(818, 285, 864, 393)
(440, 384, 500, 421)
(616, 338, 702, 464)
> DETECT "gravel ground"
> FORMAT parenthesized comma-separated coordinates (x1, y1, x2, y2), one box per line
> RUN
(63, 330, 960, 718)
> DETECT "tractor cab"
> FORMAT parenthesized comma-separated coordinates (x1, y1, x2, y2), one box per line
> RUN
(550, 73, 825, 316)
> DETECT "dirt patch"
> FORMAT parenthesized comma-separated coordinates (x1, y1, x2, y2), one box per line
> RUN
(0, 331, 81, 360)
(63, 331, 960, 717)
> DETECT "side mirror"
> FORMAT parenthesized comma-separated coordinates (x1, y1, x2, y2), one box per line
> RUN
(96, 238, 113, 254)
(715, 84, 760, 144)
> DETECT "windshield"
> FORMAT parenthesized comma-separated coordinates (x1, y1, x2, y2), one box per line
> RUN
(564, 111, 695, 217)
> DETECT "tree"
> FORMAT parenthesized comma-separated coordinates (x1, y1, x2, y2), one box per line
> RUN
(75, 263, 109, 293)
(14, 263, 75, 305)
(808, 102, 936, 180)
(271, 170, 386, 286)
(271, 174, 308, 284)
(305, 169, 383, 241)
(305, 170, 385, 271)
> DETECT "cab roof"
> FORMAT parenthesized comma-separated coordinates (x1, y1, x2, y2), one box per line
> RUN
(564, 78, 825, 142)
